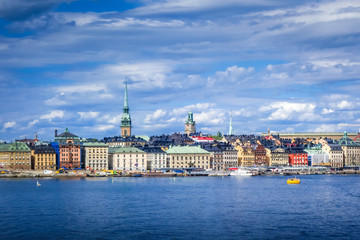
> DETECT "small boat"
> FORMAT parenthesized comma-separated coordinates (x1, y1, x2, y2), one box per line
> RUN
(37, 180, 41, 187)
(229, 168, 253, 176)
(287, 177, 300, 184)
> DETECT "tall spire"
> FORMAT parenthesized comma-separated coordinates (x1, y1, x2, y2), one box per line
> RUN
(121, 79, 132, 137)
(124, 79, 128, 109)
(228, 111, 234, 135)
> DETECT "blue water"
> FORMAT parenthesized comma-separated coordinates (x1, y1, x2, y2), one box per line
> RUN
(0, 175, 360, 240)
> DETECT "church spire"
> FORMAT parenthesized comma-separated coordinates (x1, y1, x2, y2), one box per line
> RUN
(124, 79, 128, 109)
(228, 111, 234, 135)
(121, 79, 132, 137)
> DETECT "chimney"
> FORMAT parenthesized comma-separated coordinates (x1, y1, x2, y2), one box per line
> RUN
(55, 129, 58, 137)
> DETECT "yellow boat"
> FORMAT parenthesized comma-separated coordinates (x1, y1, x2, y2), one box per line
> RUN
(287, 177, 300, 184)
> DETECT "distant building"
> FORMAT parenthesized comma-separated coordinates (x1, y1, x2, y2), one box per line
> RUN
(254, 145, 267, 166)
(140, 146, 167, 170)
(265, 147, 289, 166)
(166, 145, 210, 169)
(235, 146, 255, 167)
(83, 142, 109, 171)
(337, 131, 360, 166)
(0, 142, 31, 170)
(287, 147, 308, 166)
(103, 136, 147, 147)
(32, 144, 56, 170)
(109, 147, 146, 172)
(54, 128, 81, 169)
(121, 80, 132, 137)
(322, 143, 343, 168)
(185, 112, 196, 135)
(304, 145, 330, 166)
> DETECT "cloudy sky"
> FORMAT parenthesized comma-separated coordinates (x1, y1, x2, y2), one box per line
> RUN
(1, 0, 360, 141)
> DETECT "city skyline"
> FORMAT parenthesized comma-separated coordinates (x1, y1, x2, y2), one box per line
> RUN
(1, 0, 360, 141)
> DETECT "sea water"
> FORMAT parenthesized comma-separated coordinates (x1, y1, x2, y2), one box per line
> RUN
(0, 175, 359, 239)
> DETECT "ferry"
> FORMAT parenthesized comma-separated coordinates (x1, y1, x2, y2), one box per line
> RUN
(228, 168, 253, 176)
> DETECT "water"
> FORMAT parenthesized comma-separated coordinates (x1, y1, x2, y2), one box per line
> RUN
(0, 175, 360, 239)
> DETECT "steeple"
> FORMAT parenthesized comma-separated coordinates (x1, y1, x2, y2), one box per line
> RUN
(228, 111, 234, 135)
(121, 79, 132, 137)
(185, 111, 196, 135)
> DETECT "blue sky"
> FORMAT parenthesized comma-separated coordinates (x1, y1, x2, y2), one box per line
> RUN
(1, 0, 360, 141)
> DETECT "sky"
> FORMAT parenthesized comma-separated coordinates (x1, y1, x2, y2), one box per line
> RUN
(1, 0, 360, 141)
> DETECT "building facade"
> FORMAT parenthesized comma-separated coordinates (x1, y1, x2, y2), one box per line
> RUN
(32, 144, 56, 170)
(109, 147, 147, 172)
(287, 148, 308, 166)
(0, 142, 31, 170)
(265, 147, 289, 166)
(254, 145, 267, 166)
(166, 145, 210, 169)
(140, 146, 167, 170)
(304, 145, 330, 166)
(83, 142, 109, 171)
(55, 128, 81, 169)
(235, 146, 255, 167)
(337, 132, 360, 166)
(322, 144, 343, 168)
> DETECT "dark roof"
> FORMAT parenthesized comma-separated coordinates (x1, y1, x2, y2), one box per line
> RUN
(34, 144, 56, 154)
(57, 130, 78, 138)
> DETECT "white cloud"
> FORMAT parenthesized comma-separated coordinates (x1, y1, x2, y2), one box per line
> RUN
(207, 65, 254, 86)
(260, 102, 317, 121)
(95, 125, 116, 131)
(171, 103, 215, 116)
(40, 110, 65, 121)
(28, 119, 39, 128)
(144, 109, 167, 123)
(78, 111, 99, 119)
(3, 121, 16, 129)
(321, 108, 334, 114)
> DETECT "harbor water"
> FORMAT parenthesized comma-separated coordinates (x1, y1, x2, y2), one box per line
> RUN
(0, 175, 360, 239)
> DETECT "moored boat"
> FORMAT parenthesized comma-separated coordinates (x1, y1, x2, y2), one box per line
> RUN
(229, 168, 253, 176)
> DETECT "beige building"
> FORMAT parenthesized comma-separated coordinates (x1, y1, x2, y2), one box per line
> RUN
(166, 145, 210, 169)
(0, 142, 31, 170)
(109, 147, 146, 172)
(337, 132, 360, 166)
(265, 147, 289, 166)
(32, 144, 56, 170)
(83, 142, 109, 171)
(322, 144, 343, 168)
(235, 146, 255, 167)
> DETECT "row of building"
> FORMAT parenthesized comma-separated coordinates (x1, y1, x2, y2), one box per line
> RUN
(1, 127, 360, 171)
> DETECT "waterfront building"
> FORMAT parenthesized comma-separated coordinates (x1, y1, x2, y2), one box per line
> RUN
(121, 80, 132, 137)
(140, 146, 167, 170)
(83, 142, 109, 171)
(185, 112, 196, 135)
(32, 144, 56, 170)
(109, 147, 146, 171)
(322, 143, 343, 168)
(265, 147, 289, 166)
(235, 146, 255, 167)
(203, 145, 223, 171)
(166, 145, 210, 169)
(254, 144, 267, 166)
(287, 147, 308, 166)
(221, 144, 238, 169)
(103, 136, 146, 147)
(0, 142, 31, 170)
(304, 145, 330, 166)
(337, 131, 360, 166)
(54, 128, 81, 169)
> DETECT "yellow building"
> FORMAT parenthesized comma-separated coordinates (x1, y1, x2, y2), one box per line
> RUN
(265, 147, 289, 166)
(0, 142, 31, 170)
(234, 146, 255, 167)
(166, 145, 210, 169)
(32, 144, 57, 170)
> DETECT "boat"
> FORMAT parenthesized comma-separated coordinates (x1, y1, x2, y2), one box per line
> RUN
(287, 177, 300, 184)
(229, 168, 253, 176)
(36, 180, 41, 187)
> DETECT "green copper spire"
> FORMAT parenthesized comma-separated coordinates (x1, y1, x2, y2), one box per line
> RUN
(124, 79, 128, 109)
(121, 80, 131, 128)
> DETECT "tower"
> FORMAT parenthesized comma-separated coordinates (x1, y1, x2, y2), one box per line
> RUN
(185, 111, 196, 135)
(228, 112, 234, 135)
(121, 80, 132, 137)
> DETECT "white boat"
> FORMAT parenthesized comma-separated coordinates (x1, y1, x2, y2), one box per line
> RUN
(229, 168, 253, 176)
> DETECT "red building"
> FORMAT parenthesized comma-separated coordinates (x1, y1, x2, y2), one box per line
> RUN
(288, 148, 308, 166)
(254, 145, 267, 166)
(55, 128, 81, 169)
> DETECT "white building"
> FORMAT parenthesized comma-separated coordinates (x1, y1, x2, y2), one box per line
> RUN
(83, 142, 109, 171)
(109, 147, 146, 172)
